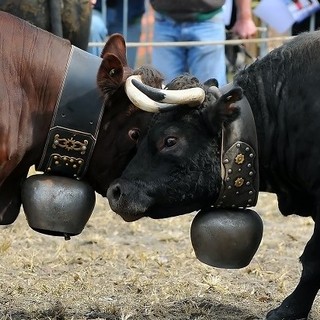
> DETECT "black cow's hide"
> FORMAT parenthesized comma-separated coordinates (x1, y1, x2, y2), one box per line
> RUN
(107, 31, 320, 320)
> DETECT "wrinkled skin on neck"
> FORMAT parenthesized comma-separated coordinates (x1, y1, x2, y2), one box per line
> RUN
(0, 12, 72, 224)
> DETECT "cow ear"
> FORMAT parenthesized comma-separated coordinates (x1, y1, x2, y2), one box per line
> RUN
(97, 53, 132, 95)
(100, 33, 127, 67)
(98, 34, 133, 95)
(203, 78, 219, 88)
(97, 53, 123, 90)
(202, 87, 243, 133)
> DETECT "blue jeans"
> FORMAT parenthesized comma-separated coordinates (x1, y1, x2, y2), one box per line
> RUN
(152, 12, 227, 86)
(107, 8, 142, 69)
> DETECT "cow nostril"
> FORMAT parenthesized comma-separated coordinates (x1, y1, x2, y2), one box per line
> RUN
(109, 183, 122, 202)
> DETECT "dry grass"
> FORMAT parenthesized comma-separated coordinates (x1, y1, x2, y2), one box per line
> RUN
(0, 192, 319, 320)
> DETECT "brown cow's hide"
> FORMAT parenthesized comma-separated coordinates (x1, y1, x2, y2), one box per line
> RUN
(0, 11, 72, 224)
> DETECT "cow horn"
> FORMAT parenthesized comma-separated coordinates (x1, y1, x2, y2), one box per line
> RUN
(208, 86, 222, 99)
(125, 75, 177, 112)
(125, 75, 205, 113)
(131, 77, 206, 106)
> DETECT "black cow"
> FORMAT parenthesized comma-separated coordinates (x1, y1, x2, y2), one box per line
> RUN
(107, 31, 320, 319)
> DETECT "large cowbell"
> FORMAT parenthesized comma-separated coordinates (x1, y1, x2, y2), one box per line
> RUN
(22, 174, 96, 240)
(191, 84, 263, 269)
(21, 47, 103, 240)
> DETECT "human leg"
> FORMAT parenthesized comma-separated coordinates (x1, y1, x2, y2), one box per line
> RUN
(152, 13, 187, 84)
(88, 9, 107, 56)
(185, 13, 227, 85)
(126, 17, 142, 69)
(107, 9, 142, 68)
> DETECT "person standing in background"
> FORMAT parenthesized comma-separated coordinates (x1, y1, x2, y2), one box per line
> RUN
(150, 0, 257, 86)
(88, 0, 145, 68)
(88, 0, 108, 56)
(107, 0, 145, 68)
(291, 10, 320, 35)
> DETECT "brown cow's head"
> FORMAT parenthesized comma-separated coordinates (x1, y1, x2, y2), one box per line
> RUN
(86, 34, 164, 196)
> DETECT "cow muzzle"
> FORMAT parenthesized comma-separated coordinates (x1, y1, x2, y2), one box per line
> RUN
(107, 180, 148, 222)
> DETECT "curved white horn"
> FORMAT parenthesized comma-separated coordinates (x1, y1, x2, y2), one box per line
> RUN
(125, 75, 177, 112)
(131, 77, 205, 107)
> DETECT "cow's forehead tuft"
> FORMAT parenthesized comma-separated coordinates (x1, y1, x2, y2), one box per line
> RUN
(153, 107, 199, 125)
(166, 74, 202, 90)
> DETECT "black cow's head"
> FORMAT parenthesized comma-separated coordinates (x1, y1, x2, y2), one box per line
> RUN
(85, 34, 164, 196)
(106, 74, 243, 221)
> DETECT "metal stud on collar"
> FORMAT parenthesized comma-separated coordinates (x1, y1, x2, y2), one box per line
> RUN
(214, 141, 258, 208)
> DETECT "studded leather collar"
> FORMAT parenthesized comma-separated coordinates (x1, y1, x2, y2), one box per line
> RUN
(213, 83, 259, 209)
(36, 46, 104, 180)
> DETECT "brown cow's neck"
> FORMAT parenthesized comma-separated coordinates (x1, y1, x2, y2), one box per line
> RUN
(0, 12, 71, 184)
(0, 12, 72, 224)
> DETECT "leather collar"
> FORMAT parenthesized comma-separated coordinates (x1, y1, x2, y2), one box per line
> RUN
(213, 83, 259, 209)
(36, 46, 104, 179)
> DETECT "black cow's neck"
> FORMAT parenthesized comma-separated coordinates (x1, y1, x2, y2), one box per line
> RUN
(36, 46, 104, 179)
(213, 83, 259, 209)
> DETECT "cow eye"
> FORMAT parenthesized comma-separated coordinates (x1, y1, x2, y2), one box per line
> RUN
(128, 128, 140, 142)
(164, 137, 177, 148)
(109, 68, 116, 76)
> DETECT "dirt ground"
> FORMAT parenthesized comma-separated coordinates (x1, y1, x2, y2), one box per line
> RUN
(0, 190, 319, 320)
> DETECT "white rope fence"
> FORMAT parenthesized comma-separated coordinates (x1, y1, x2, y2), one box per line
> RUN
(88, 35, 293, 49)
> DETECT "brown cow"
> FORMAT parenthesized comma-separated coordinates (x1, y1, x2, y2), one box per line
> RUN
(0, 11, 163, 225)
